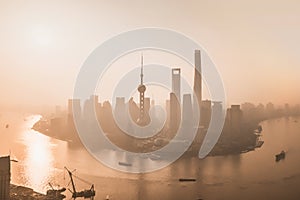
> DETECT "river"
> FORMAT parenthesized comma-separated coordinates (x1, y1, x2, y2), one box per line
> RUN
(0, 112, 300, 200)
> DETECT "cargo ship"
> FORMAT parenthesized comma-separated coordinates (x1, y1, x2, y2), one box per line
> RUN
(275, 150, 285, 162)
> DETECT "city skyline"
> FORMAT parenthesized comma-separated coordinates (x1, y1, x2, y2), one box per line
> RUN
(1, 2, 300, 200)
(1, 1, 300, 110)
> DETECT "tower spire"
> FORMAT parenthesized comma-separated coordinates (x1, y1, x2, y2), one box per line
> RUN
(140, 53, 144, 85)
(137, 53, 147, 125)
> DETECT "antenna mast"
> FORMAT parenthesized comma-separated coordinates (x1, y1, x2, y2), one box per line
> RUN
(140, 53, 144, 85)
(137, 53, 146, 125)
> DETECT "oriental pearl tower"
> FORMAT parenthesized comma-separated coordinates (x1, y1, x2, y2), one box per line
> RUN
(137, 54, 147, 126)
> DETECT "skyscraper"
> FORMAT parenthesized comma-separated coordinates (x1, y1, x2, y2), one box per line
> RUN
(182, 94, 193, 128)
(115, 97, 126, 127)
(170, 92, 180, 133)
(83, 95, 99, 123)
(227, 105, 243, 133)
(194, 50, 202, 127)
(194, 50, 202, 108)
(172, 68, 181, 103)
(200, 100, 212, 128)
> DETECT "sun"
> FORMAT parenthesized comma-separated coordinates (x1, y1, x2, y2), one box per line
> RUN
(32, 27, 53, 46)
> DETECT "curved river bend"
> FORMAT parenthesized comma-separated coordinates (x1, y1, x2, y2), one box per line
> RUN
(0, 112, 299, 200)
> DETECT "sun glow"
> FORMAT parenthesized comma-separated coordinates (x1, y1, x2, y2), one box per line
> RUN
(32, 27, 53, 46)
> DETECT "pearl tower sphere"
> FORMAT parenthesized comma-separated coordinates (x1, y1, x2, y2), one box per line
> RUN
(138, 84, 146, 93)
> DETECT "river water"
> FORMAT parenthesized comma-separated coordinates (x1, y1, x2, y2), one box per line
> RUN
(0, 112, 300, 200)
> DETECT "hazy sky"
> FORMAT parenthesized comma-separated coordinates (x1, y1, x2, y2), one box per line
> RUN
(0, 0, 299, 110)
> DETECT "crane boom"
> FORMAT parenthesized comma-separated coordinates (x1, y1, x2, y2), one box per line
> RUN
(48, 182, 54, 190)
(64, 166, 96, 199)
(64, 167, 76, 194)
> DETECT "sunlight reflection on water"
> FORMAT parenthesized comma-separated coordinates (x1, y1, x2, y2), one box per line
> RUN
(21, 115, 55, 193)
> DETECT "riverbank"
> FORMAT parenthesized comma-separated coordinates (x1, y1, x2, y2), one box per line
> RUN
(10, 184, 46, 200)
(32, 117, 263, 157)
(4, 113, 300, 200)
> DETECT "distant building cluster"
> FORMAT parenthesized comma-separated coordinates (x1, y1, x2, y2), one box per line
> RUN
(33, 50, 300, 155)
(64, 50, 224, 139)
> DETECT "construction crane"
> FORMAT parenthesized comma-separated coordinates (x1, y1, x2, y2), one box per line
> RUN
(64, 167, 96, 199)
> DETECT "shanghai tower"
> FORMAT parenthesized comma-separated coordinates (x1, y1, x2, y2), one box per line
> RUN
(194, 50, 202, 109)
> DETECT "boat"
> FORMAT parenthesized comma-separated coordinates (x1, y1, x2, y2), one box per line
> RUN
(275, 150, 285, 162)
(118, 161, 132, 167)
(179, 178, 196, 182)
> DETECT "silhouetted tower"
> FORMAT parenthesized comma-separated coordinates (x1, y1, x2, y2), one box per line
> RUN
(0, 156, 10, 200)
(170, 92, 180, 133)
(227, 105, 243, 134)
(172, 68, 181, 103)
(137, 54, 147, 125)
(193, 50, 202, 128)
(182, 94, 193, 128)
(194, 50, 202, 107)
(201, 100, 212, 128)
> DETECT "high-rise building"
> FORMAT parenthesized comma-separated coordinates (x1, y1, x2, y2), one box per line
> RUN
(194, 50, 202, 107)
(227, 105, 243, 133)
(193, 50, 202, 128)
(98, 101, 114, 133)
(68, 99, 81, 116)
(182, 94, 193, 128)
(83, 95, 99, 122)
(212, 101, 223, 116)
(201, 100, 212, 128)
(212, 101, 223, 128)
(115, 97, 126, 127)
(165, 99, 170, 129)
(115, 97, 126, 112)
(0, 156, 10, 200)
(170, 92, 181, 133)
(172, 68, 181, 103)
